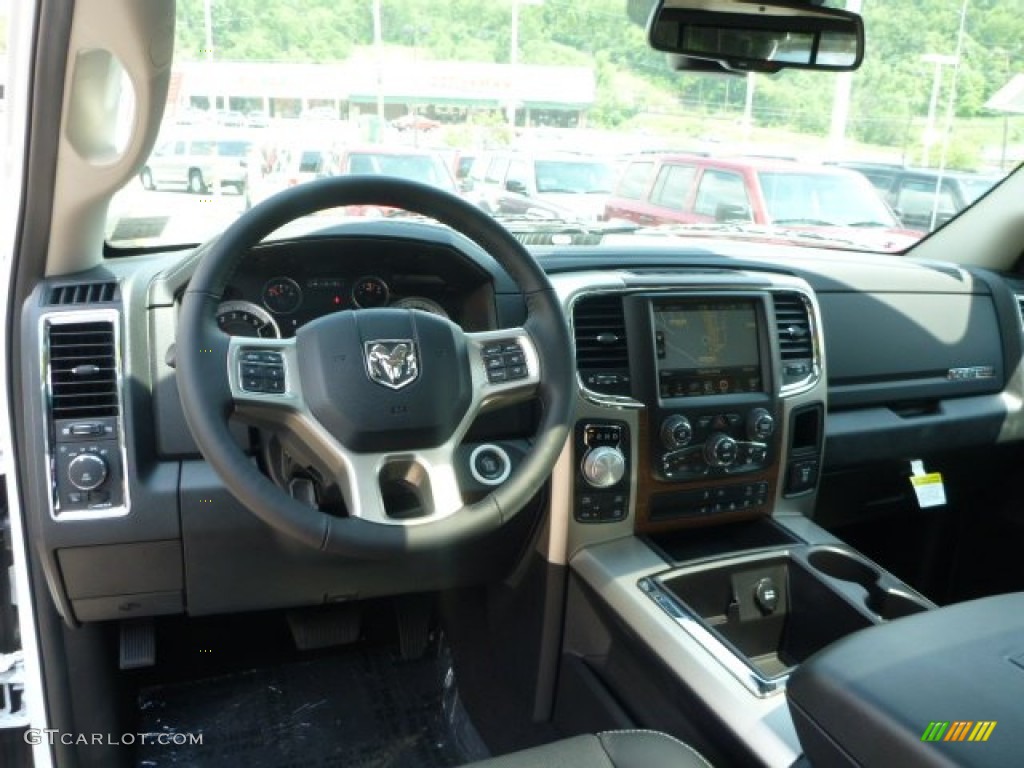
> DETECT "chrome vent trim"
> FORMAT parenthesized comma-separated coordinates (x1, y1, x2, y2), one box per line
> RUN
(572, 293, 632, 397)
(573, 294, 628, 369)
(41, 309, 130, 521)
(772, 290, 822, 396)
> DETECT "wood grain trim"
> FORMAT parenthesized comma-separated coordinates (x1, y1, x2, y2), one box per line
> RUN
(634, 408, 782, 534)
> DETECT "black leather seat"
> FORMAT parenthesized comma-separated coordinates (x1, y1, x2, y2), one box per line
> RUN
(466, 729, 713, 768)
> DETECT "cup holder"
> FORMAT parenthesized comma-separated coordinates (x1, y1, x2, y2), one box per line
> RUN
(807, 548, 879, 588)
(867, 589, 929, 619)
(807, 548, 928, 621)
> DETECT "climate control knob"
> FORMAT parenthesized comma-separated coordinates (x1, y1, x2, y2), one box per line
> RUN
(704, 433, 738, 468)
(67, 453, 108, 491)
(747, 408, 775, 441)
(582, 446, 626, 488)
(660, 415, 693, 450)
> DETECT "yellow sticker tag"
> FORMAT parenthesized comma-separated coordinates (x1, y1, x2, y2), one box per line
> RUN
(910, 472, 946, 508)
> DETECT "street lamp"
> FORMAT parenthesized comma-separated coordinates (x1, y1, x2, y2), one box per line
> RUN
(921, 53, 959, 167)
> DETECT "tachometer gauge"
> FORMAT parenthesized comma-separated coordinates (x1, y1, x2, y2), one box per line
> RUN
(216, 301, 281, 338)
(262, 277, 303, 314)
(352, 276, 389, 308)
(391, 296, 449, 319)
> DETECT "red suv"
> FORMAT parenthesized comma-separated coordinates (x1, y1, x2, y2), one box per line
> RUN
(605, 154, 912, 240)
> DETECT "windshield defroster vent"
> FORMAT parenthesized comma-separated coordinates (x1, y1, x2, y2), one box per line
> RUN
(772, 292, 816, 391)
(48, 282, 118, 305)
(573, 294, 631, 396)
(47, 321, 119, 419)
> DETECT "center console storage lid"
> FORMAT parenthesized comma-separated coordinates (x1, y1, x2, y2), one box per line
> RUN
(787, 594, 1024, 767)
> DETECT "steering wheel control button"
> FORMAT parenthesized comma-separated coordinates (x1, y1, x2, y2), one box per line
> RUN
(239, 348, 286, 394)
(469, 444, 512, 486)
(482, 338, 528, 383)
(67, 453, 108, 491)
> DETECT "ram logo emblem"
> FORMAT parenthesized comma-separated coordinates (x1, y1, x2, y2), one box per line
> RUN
(364, 340, 419, 390)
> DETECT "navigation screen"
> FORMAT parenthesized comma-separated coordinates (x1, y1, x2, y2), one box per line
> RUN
(654, 300, 762, 398)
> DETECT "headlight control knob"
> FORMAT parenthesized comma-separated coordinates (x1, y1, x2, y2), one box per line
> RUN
(67, 453, 108, 491)
(582, 446, 626, 488)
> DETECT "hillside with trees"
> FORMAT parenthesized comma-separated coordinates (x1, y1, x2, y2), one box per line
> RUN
(173, 0, 1024, 167)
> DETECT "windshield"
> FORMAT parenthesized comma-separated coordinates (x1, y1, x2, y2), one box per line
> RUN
(759, 171, 898, 227)
(102, 0, 1020, 253)
(534, 161, 616, 194)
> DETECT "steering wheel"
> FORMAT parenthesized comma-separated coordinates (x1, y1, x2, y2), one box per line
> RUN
(177, 177, 574, 557)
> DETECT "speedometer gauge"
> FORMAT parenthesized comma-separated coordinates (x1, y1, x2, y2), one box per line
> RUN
(216, 301, 281, 338)
(391, 296, 449, 319)
(352, 276, 389, 308)
(262, 277, 303, 314)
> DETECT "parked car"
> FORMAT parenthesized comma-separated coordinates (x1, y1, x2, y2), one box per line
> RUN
(464, 151, 617, 222)
(245, 141, 338, 207)
(139, 132, 253, 194)
(337, 146, 456, 189)
(837, 162, 1003, 232)
(605, 154, 915, 243)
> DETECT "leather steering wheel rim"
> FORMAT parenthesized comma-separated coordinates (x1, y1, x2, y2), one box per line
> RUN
(176, 176, 573, 557)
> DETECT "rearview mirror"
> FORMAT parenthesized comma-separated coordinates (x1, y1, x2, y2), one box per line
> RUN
(648, 0, 864, 74)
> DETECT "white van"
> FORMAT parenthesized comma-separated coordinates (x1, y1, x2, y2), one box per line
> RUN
(139, 132, 253, 194)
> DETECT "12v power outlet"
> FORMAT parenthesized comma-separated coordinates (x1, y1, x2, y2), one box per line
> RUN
(755, 577, 780, 614)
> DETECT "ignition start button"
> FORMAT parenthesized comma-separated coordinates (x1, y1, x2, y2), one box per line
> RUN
(469, 444, 512, 486)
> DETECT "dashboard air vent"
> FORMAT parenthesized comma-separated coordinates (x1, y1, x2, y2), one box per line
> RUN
(49, 282, 117, 305)
(1016, 295, 1024, 329)
(573, 294, 631, 395)
(47, 321, 119, 419)
(773, 292, 815, 387)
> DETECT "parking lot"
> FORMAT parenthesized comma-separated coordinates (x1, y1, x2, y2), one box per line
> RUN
(106, 182, 248, 247)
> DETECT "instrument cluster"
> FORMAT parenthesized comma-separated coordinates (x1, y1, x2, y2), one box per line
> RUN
(216, 272, 453, 338)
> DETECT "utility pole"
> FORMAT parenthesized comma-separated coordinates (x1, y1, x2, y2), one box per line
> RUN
(373, 0, 385, 142)
(204, 0, 221, 198)
(921, 53, 958, 167)
(828, 0, 862, 156)
(507, 0, 542, 129)
(742, 73, 755, 138)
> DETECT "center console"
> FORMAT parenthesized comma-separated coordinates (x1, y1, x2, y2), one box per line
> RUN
(570, 283, 822, 535)
(556, 271, 935, 766)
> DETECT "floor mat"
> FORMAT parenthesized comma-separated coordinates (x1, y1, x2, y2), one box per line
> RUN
(136, 642, 488, 768)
